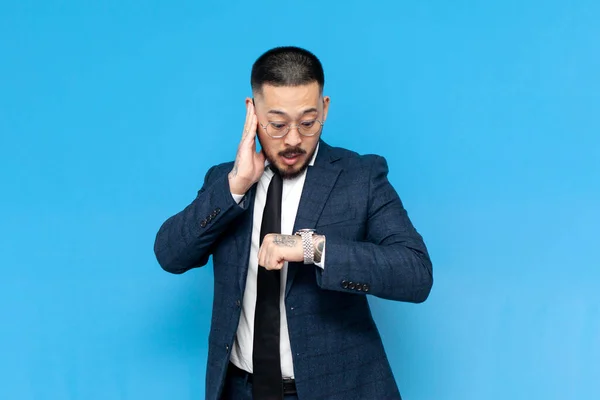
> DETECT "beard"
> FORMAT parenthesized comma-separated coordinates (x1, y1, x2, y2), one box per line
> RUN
(259, 139, 317, 180)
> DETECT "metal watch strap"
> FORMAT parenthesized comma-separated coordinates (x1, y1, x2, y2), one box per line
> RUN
(295, 229, 315, 264)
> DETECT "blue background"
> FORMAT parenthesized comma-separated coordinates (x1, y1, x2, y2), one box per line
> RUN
(1, 1, 599, 399)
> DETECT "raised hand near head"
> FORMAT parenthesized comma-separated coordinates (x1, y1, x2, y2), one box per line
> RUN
(228, 102, 266, 195)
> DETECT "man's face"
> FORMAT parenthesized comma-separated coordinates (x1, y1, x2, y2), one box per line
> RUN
(250, 82, 330, 179)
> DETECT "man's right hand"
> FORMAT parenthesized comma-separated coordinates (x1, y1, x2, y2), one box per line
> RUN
(228, 102, 266, 195)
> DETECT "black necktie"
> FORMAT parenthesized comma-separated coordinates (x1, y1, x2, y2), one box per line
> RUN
(253, 167, 284, 400)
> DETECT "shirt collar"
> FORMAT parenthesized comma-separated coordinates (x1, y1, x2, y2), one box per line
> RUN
(309, 142, 319, 166)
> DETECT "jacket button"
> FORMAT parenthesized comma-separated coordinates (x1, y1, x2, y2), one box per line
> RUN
(349, 282, 356, 290)
(225, 344, 229, 352)
(215, 208, 221, 214)
(200, 220, 207, 228)
(341, 280, 349, 289)
(211, 211, 218, 218)
(356, 283, 363, 291)
(362, 284, 369, 292)
(236, 300, 241, 307)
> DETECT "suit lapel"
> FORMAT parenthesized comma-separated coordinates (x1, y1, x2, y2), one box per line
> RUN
(285, 141, 342, 297)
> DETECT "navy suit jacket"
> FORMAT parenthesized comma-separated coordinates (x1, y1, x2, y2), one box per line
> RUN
(154, 140, 433, 400)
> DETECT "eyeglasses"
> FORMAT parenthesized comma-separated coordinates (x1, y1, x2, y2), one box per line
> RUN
(260, 119, 324, 139)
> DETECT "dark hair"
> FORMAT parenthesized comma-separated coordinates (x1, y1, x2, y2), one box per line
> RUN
(250, 46, 325, 94)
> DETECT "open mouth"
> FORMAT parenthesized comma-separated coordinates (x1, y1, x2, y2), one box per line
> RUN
(282, 153, 302, 165)
(281, 152, 304, 165)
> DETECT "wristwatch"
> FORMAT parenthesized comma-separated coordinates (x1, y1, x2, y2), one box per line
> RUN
(294, 229, 316, 264)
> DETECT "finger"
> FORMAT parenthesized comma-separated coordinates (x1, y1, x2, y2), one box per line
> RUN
(265, 243, 275, 270)
(241, 103, 253, 140)
(262, 251, 269, 270)
(259, 240, 271, 268)
(272, 252, 284, 271)
(258, 244, 265, 267)
(258, 246, 265, 267)
(265, 256, 271, 270)
(243, 109, 258, 146)
(267, 247, 283, 271)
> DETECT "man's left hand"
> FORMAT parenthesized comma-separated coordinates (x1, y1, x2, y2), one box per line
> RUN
(258, 234, 303, 270)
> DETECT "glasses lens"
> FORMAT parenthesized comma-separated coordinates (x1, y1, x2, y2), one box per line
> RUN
(266, 122, 288, 138)
(298, 120, 322, 136)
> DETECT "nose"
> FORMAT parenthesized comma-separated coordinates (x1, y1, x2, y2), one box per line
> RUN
(284, 125, 302, 147)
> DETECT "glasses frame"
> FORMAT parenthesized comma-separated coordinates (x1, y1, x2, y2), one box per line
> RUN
(259, 119, 325, 139)
(252, 97, 326, 139)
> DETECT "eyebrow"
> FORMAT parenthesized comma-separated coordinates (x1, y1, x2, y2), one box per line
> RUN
(267, 107, 319, 117)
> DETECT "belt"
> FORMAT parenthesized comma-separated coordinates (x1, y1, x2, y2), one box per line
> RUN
(228, 362, 297, 395)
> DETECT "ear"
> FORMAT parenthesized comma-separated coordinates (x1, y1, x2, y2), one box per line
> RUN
(322, 96, 331, 122)
(245, 97, 253, 108)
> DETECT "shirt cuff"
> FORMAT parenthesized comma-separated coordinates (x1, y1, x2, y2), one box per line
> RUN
(314, 242, 326, 269)
(231, 192, 244, 204)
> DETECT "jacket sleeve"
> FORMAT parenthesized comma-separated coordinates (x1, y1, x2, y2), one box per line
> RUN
(153, 165, 250, 274)
(315, 155, 433, 303)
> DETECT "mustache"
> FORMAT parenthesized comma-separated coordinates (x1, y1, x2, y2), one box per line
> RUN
(279, 147, 306, 157)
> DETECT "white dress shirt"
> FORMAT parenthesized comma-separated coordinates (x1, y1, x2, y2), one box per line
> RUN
(228, 143, 325, 379)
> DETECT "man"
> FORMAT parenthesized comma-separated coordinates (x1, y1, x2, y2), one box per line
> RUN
(154, 46, 433, 400)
